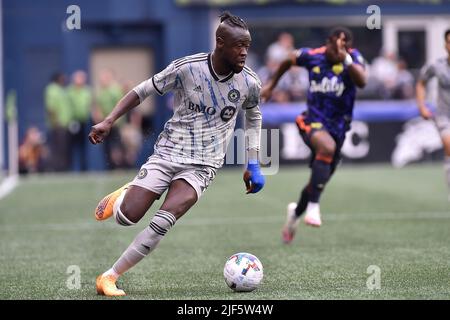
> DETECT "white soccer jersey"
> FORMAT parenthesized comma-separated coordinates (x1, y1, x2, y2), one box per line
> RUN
(133, 52, 262, 169)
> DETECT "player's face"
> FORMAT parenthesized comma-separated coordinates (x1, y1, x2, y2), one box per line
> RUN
(223, 29, 252, 73)
(326, 32, 349, 64)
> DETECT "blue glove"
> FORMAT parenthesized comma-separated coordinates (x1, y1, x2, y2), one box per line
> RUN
(243, 161, 265, 194)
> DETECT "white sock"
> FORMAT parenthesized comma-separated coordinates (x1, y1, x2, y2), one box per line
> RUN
(102, 268, 120, 280)
(306, 202, 320, 215)
(111, 210, 176, 276)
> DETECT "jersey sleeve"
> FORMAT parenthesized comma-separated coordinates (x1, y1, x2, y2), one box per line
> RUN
(243, 79, 262, 152)
(349, 48, 366, 68)
(132, 62, 179, 102)
(418, 63, 436, 83)
(295, 48, 312, 68)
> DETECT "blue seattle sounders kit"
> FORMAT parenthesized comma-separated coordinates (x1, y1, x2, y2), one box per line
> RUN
(295, 46, 365, 142)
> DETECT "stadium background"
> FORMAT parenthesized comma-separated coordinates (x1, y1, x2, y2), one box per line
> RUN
(1, 0, 450, 301)
(2, 0, 450, 172)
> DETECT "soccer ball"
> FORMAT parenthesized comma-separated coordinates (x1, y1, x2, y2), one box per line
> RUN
(223, 252, 263, 292)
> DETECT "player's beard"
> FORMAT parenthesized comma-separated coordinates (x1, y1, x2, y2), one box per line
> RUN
(225, 57, 244, 74)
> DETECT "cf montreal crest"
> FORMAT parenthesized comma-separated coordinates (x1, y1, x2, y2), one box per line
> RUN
(228, 89, 240, 103)
(220, 106, 236, 122)
(137, 168, 148, 179)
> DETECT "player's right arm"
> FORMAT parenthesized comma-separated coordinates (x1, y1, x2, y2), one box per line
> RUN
(260, 51, 298, 102)
(89, 62, 178, 144)
(416, 63, 435, 120)
(88, 91, 140, 144)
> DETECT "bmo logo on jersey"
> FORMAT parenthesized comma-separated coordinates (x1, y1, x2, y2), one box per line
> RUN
(188, 101, 216, 115)
(220, 106, 236, 122)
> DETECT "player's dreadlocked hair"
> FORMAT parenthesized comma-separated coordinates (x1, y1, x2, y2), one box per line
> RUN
(328, 26, 353, 44)
(219, 11, 248, 30)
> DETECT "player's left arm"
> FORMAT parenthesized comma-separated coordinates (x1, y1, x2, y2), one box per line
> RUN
(345, 49, 367, 88)
(243, 82, 265, 194)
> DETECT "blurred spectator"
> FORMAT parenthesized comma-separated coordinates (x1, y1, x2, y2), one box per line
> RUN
(266, 32, 294, 64)
(93, 69, 125, 169)
(19, 127, 48, 174)
(44, 72, 71, 171)
(121, 110, 144, 168)
(258, 32, 308, 103)
(370, 50, 399, 99)
(67, 70, 93, 171)
(393, 59, 415, 99)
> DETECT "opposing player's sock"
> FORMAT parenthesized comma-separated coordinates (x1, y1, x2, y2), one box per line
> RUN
(111, 210, 176, 275)
(294, 185, 310, 218)
(282, 202, 301, 244)
(94, 183, 129, 221)
(309, 155, 332, 203)
(304, 202, 322, 227)
(444, 156, 450, 200)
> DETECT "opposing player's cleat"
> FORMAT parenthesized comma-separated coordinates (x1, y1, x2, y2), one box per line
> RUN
(96, 274, 126, 296)
(282, 202, 301, 244)
(95, 183, 129, 221)
(304, 202, 322, 227)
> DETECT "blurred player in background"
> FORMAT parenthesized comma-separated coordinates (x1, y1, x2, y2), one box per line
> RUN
(89, 11, 265, 296)
(416, 29, 450, 200)
(261, 27, 367, 244)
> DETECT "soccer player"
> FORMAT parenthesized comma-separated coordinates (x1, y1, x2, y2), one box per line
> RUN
(89, 12, 265, 296)
(416, 29, 450, 200)
(261, 27, 367, 244)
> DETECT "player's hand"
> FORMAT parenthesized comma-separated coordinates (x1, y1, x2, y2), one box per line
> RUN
(243, 162, 265, 194)
(88, 120, 112, 144)
(260, 85, 273, 103)
(419, 106, 433, 120)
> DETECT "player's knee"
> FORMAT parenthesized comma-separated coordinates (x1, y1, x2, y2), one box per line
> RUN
(317, 143, 336, 159)
(119, 202, 144, 224)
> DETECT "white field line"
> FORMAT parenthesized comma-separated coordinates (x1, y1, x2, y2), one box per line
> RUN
(0, 211, 449, 232)
(0, 175, 18, 200)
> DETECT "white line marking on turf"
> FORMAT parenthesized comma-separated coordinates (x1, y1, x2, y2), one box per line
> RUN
(0, 212, 449, 232)
(0, 175, 18, 200)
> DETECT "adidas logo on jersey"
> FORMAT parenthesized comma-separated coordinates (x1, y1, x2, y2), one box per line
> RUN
(193, 85, 202, 93)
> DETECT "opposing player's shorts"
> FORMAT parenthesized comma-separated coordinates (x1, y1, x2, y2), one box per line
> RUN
(295, 113, 345, 174)
(434, 115, 450, 137)
(130, 155, 217, 200)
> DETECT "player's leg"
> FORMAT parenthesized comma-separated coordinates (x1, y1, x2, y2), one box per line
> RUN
(96, 157, 173, 296)
(98, 180, 198, 296)
(97, 165, 214, 296)
(434, 117, 450, 200)
(283, 128, 335, 242)
(302, 129, 336, 226)
(95, 186, 161, 296)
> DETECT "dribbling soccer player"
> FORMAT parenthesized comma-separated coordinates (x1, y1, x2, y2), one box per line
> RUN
(89, 12, 265, 296)
(261, 27, 367, 244)
(416, 29, 450, 200)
